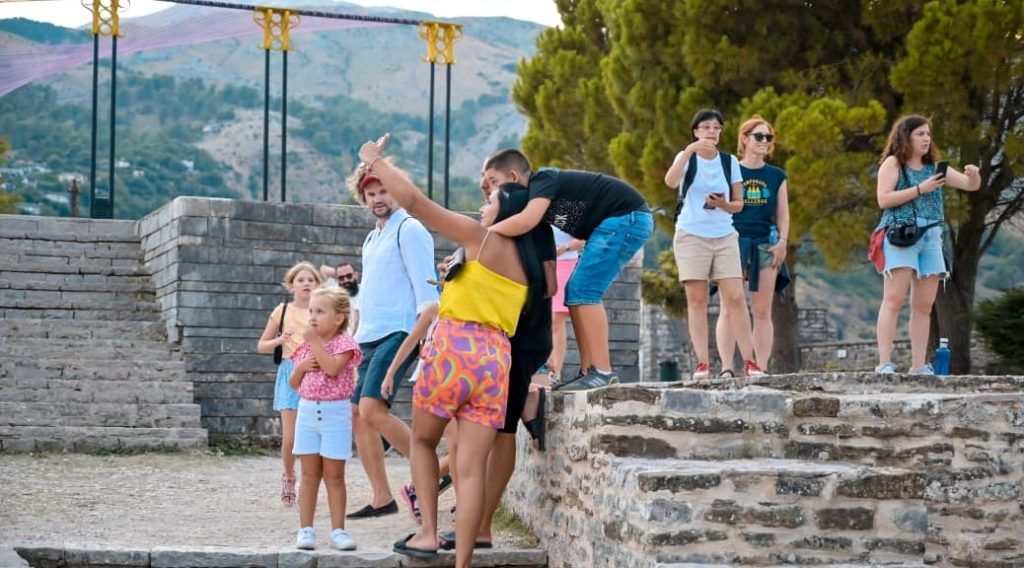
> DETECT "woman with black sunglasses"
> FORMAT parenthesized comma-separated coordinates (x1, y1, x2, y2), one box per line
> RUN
(715, 115, 791, 376)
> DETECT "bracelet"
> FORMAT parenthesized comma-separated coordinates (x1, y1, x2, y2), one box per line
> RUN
(779, 237, 788, 242)
(367, 155, 383, 171)
(915, 184, 921, 197)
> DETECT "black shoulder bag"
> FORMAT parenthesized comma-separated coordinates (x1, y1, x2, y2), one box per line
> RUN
(272, 302, 287, 364)
(674, 152, 733, 221)
(885, 166, 942, 247)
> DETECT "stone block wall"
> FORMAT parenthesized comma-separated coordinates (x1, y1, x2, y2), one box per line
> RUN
(138, 197, 641, 444)
(505, 375, 1024, 566)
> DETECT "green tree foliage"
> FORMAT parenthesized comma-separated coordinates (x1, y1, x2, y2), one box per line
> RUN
(514, 0, 1024, 372)
(0, 136, 23, 214)
(513, 0, 618, 173)
(640, 248, 686, 319)
(975, 287, 1024, 370)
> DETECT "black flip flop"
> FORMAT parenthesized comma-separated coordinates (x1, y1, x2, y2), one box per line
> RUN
(439, 531, 494, 550)
(394, 534, 438, 558)
(522, 388, 547, 452)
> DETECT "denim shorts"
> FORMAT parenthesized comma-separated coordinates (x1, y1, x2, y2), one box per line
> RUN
(293, 399, 353, 461)
(566, 210, 653, 306)
(882, 223, 947, 278)
(352, 331, 418, 406)
(272, 358, 300, 411)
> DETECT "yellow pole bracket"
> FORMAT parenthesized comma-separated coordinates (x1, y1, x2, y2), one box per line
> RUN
(418, 21, 463, 65)
(253, 7, 301, 52)
(82, 0, 122, 37)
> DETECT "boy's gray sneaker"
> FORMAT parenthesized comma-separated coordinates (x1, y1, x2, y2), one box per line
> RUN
(561, 369, 619, 391)
(875, 362, 896, 375)
(552, 367, 589, 391)
(910, 363, 935, 376)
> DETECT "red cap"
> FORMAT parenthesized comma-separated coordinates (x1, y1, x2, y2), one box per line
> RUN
(358, 170, 382, 190)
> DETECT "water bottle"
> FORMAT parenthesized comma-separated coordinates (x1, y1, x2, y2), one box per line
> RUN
(769, 224, 780, 245)
(934, 337, 951, 376)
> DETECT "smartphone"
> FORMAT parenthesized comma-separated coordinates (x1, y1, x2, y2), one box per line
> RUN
(703, 192, 725, 210)
(936, 160, 949, 178)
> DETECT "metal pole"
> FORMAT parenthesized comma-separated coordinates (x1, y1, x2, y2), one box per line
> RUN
(427, 61, 435, 201)
(262, 48, 270, 201)
(108, 33, 117, 218)
(281, 49, 287, 203)
(444, 62, 452, 208)
(89, 34, 98, 217)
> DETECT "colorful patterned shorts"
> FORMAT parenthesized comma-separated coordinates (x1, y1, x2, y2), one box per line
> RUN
(413, 318, 510, 429)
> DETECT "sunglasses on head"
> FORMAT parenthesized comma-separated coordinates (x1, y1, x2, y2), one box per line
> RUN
(749, 132, 774, 142)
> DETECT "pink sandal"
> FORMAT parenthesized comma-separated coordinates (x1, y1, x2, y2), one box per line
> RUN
(281, 474, 297, 507)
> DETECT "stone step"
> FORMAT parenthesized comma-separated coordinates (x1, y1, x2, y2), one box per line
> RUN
(0, 358, 187, 381)
(0, 377, 194, 404)
(0, 318, 167, 340)
(744, 371, 1024, 395)
(0, 214, 138, 241)
(0, 401, 202, 428)
(600, 458, 929, 565)
(0, 300, 162, 321)
(14, 545, 548, 568)
(1, 261, 149, 278)
(0, 236, 142, 259)
(0, 425, 207, 452)
(566, 387, 1024, 469)
(0, 336, 176, 358)
(0, 252, 141, 271)
(0, 290, 158, 312)
(0, 278, 154, 295)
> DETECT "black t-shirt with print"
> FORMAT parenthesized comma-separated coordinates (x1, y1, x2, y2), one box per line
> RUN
(528, 169, 650, 240)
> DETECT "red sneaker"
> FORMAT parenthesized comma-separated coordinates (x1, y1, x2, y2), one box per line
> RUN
(692, 362, 711, 381)
(744, 360, 766, 377)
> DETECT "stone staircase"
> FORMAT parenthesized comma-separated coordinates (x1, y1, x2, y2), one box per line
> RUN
(0, 215, 207, 452)
(506, 373, 1024, 567)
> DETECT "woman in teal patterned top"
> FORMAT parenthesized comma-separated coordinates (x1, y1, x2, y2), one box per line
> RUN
(874, 115, 981, 376)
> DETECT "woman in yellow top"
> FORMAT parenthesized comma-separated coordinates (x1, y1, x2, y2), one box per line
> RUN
(357, 134, 545, 568)
(256, 261, 323, 507)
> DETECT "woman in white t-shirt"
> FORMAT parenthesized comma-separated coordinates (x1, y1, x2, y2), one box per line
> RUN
(664, 109, 765, 381)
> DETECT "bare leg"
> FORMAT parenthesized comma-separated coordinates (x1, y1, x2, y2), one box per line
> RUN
(876, 268, 912, 366)
(909, 275, 940, 370)
(715, 299, 735, 372)
(453, 418, 499, 568)
(569, 304, 611, 370)
(568, 305, 591, 372)
(280, 409, 297, 477)
(361, 397, 412, 457)
(322, 458, 347, 530)
(718, 278, 756, 362)
(352, 404, 392, 508)
(750, 266, 779, 368)
(549, 312, 569, 379)
(298, 454, 322, 527)
(684, 280, 710, 364)
(404, 407, 449, 552)
(477, 433, 515, 544)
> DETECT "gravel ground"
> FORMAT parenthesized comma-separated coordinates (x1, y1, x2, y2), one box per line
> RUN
(0, 451, 531, 567)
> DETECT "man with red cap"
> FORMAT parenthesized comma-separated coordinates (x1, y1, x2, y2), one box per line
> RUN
(344, 162, 439, 519)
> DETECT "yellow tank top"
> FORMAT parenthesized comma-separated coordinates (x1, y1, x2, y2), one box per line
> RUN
(438, 248, 528, 337)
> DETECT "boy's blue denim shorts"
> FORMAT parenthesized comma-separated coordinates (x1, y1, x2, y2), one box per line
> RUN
(882, 223, 947, 279)
(565, 210, 653, 306)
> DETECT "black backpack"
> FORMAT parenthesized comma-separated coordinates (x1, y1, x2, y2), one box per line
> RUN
(673, 152, 733, 221)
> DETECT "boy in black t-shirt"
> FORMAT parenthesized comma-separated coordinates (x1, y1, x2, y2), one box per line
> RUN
(482, 149, 653, 390)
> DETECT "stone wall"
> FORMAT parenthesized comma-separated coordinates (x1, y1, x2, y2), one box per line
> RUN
(505, 374, 1024, 567)
(137, 197, 641, 444)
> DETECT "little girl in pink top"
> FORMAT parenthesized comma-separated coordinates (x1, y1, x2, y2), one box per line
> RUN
(288, 287, 363, 551)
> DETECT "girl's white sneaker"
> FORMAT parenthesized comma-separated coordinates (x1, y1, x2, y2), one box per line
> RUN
(331, 528, 357, 551)
(295, 527, 316, 550)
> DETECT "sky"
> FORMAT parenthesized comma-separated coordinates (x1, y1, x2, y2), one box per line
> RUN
(0, 0, 562, 28)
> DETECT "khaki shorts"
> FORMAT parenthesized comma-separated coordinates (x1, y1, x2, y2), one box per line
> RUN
(673, 230, 742, 282)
